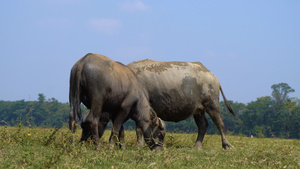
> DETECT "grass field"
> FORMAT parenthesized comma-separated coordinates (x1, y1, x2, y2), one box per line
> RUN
(0, 126, 299, 168)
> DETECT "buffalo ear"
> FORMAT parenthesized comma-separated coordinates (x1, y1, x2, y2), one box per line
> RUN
(150, 109, 157, 121)
(150, 109, 159, 128)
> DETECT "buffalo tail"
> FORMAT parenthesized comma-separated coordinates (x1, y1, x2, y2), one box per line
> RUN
(220, 86, 236, 116)
(69, 64, 82, 133)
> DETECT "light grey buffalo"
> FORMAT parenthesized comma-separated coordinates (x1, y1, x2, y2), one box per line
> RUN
(128, 59, 236, 150)
(69, 54, 166, 150)
(87, 59, 236, 150)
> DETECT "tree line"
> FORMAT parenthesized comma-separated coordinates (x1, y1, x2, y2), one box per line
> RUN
(0, 83, 299, 139)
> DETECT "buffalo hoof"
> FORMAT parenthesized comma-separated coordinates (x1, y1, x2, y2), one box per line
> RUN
(107, 143, 126, 150)
(222, 144, 231, 150)
(108, 144, 115, 150)
(193, 146, 202, 150)
(193, 142, 202, 150)
(120, 143, 126, 150)
(94, 143, 102, 150)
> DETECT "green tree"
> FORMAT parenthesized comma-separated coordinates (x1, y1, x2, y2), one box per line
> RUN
(289, 105, 300, 138)
(38, 93, 46, 103)
(0, 91, 299, 139)
(241, 96, 274, 137)
(271, 83, 295, 104)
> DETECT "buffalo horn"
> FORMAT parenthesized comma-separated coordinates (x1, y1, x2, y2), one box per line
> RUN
(158, 118, 165, 129)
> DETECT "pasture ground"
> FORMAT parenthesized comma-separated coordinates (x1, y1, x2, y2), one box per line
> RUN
(0, 126, 299, 168)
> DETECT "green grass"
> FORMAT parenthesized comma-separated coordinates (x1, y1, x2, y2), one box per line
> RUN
(0, 126, 299, 168)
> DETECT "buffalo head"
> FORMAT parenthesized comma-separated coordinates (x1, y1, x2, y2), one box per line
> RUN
(145, 109, 166, 150)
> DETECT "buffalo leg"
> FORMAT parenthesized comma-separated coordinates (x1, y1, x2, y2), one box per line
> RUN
(206, 104, 231, 150)
(80, 111, 111, 142)
(136, 124, 144, 147)
(193, 112, 208, 150)
(108, 122, 126, 149)
(87, 102, 103, 147)
(109, 122, 127, 150)
(97, 112, 112, 139)
(108, 109, 130, 150)
(118, 126, 125, 149)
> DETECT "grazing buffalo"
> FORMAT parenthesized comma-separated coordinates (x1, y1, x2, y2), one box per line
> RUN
(87, 59, 236, 150)
(127, 59, 236, 150)
(69, 53, 166, 150)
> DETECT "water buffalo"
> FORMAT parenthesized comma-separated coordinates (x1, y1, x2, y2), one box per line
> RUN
(69, 53, 166, 150)
(127, 59, 236, 150)
(85, 59, 236, 150)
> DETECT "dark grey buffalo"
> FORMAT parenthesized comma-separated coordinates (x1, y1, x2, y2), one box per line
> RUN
(69, 53, 166, 150)
(127, 59, 236, 150)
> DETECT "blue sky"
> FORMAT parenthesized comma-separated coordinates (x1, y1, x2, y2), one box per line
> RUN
(1, 0, 299, 103)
